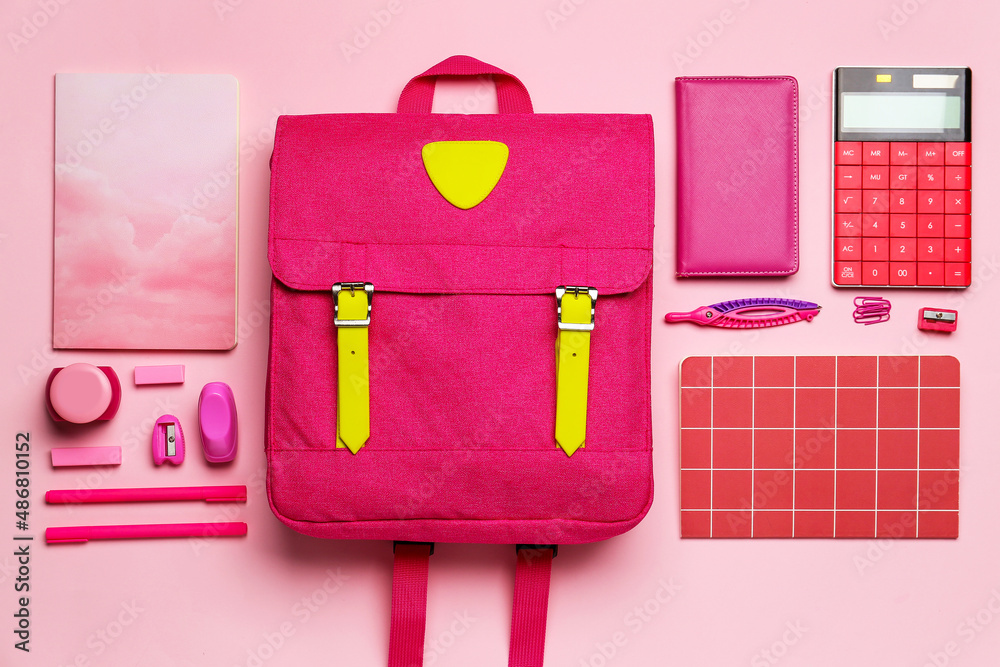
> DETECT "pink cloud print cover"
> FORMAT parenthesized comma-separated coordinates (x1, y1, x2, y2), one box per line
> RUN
(53, 73, 239, 349)
(674, 76, 798, 276)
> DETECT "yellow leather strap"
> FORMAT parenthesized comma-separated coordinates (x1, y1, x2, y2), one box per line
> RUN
(333, 283, 373, 454)
(555, 287, 596, 456)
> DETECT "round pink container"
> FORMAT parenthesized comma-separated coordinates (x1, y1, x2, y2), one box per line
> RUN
(45, 363, 121, 424)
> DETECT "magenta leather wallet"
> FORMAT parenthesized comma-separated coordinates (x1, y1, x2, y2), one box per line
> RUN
(675, 76, 798, 276)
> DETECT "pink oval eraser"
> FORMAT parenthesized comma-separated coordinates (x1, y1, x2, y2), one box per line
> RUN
(48, 363, 113, 423)
(199, 382, 238, 463)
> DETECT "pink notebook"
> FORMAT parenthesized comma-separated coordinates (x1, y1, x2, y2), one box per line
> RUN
(53, 73, 239, 350)
(674, 76, 798, 277)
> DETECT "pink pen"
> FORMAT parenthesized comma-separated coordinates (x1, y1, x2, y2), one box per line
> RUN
(46, 522, 247, 544)
(45, 485, 247, 504)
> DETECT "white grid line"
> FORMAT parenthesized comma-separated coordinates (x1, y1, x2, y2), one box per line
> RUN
(834, 357, 839, 537)
(916, 357, 921, 538)
(751, 358, 756, 538)
(873, 357, 878, 538)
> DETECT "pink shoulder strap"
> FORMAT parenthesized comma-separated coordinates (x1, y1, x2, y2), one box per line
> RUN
(387, 543, 555, 666)
(396, 55, 534, 114)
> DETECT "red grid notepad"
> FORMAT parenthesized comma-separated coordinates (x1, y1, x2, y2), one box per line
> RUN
(679, 356, 960, 538)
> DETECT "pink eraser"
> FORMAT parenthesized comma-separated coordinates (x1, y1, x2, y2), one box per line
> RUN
(134, 365, 185, 385)
(51, 446, 122, 467)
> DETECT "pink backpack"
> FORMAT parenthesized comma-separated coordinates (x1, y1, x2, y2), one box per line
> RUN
(266, 55, 654, 666)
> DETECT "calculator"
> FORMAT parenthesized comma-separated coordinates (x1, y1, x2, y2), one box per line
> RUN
(832, 67, 971, 288)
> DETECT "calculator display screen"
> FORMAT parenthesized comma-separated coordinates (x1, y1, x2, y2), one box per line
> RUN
(841, 93, 961, 133)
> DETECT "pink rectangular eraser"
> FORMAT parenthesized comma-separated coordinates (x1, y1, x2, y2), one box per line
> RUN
(133, 365, 185, 385)
(51, 446, 122, 467)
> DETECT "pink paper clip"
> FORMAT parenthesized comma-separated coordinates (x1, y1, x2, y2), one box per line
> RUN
(853, 296, 891, 325)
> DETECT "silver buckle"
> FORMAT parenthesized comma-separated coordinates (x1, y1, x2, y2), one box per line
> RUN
(332, 282, 374, 327)
(555, 286, 597, 332)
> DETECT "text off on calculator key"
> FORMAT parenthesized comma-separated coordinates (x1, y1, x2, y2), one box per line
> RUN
(889, 262, 917, 286)
(945, 143, 971, 166)
(834, 262, 861, 285)
(861, 262, 889, 286)
(944, 263, 972, 287)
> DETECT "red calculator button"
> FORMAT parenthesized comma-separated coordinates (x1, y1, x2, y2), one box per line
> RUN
(835, 190, 862, 213)
(945, 191, 970, 215)
(890, 239, 916, 262)
(918, 143, 945, 166)
(889, 262, 917, 286)
(836, 142, 863, 165)
(862, 214, 888, 237)
(890, 142, 917, 165)
(917, 191, 944, 214)
(862, 238, 888, 261)
(917, 214, 944, 238)
(862, 166, 889, 188)
(863, 190, 890, 213)
(890, 215, 916, 237)
(835, 166, 862, 189)
(835, 238, 861, 261)
(863, 143, 890, 165)
(835, 213, 862, 237)
(861, 262, 889, 285)
(944, 263, 972, 287)
(945, 143, 971, 166)
(917, 263, 944, 286)
(890, 166, 916, 189)
(917, 166, 943, 189)
(944, 215, 970, 238)
(835, 262, 862, 285)
(944, 166, 970, 190)
(946, 238, 970, 263)
(920, 238, 944, 262)
(889, 190, 915, 213)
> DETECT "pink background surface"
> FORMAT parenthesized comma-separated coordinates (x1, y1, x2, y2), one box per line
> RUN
(0, 0, 998, 665)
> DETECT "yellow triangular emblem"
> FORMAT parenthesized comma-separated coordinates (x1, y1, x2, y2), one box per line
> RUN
(421, 141, 509, 209)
